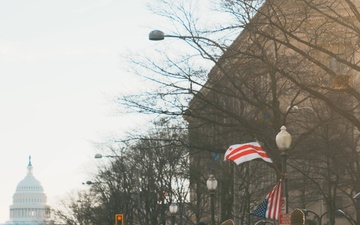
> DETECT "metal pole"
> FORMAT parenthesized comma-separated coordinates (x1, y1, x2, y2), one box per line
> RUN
(357, 201, 360, 225)
(303, 209, 323, 225)
(281, 152, 288, 214)
(171, 214, 175, 225)
(354, 195, 360, 225)
(233, 164, 240, 225)
(319, 211, 328, 225)
(211, 191, 215, 225)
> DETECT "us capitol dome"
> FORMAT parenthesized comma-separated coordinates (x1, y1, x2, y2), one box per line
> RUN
(3, 157, 53, 225)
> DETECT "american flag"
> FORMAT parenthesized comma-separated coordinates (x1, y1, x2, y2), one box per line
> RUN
(224, 142, 273, 165)
(251, 179, 283, 220)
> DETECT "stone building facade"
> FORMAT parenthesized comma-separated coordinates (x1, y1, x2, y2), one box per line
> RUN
(185, 0, 360, 224)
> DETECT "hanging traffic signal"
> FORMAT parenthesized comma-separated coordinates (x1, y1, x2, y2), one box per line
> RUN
(115, 214, 124, 225)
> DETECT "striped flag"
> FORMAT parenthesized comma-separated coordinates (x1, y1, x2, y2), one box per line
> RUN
(224, 142, 273, 165)
(251, 179, 283, 220)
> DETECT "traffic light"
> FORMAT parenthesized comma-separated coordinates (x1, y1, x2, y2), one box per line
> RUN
(115, 214, 124, 225)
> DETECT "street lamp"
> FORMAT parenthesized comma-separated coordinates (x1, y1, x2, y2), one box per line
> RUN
(82, 180, 94, 185)
(301, 209, 328, 225)
(275, 125, 292, 214)
(354, 192, 360, 200)
(254, 220, 275, 225)
(169, 203, 178, 225)
(286, 106, 315, 114)
(337, 209, 356, 225)
(149, 29, 226, 53)
(207, 174, 218, 225)
(82, 180, 103, 186)
(354, 193, 360, 225)
(94, 153, 106, 159)
(94, 153, 120, 158)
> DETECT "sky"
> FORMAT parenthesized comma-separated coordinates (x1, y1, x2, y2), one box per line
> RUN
(0, 0, 163, 222)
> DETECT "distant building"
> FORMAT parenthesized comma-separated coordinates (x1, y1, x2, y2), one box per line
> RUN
(2, 157, 52, 225)
(185, 0, 360, 223)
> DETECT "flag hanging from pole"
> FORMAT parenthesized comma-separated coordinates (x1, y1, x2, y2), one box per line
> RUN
(224, 142, 273, 165)
(251, 179, 283, 220)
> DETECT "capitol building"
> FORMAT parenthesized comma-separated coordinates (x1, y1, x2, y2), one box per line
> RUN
(2, 157, 53, 225)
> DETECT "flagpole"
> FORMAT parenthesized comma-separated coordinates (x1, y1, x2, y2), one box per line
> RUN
(233, 163, 240, 225)
(245, 163, 251, 225)
(281, 152, 288, 214)
(251, 179, 283, 220)
(224, 141, 285, 222)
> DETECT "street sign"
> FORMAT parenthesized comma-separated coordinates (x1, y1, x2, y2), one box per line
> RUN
(279, 213, 291, 225)
(280, 197, 286, 214)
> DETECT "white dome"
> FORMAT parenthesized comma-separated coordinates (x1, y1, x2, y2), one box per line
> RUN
(15, 167, 44, 193)
(6, 156, 51, 225)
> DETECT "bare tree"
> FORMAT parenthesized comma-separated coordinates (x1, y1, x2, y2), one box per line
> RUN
(52, 190, 101, 225)
(53, 118, 194, 225)
(118, 0, 360, 224)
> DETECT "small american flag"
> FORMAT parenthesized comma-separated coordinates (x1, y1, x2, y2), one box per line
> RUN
(252, 179, 283, 220)
(224, 142, 273, 165)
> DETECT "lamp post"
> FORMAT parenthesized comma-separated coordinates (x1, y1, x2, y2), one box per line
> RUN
(354, 193, 360, 225)
(207, 174, 218, 225)
(94, 153, 121, 158)
(82, 180, 103, 186)
(301, 209, 328, 225)
(275, 125, 292, 214)
(286, 106, 315, 114)
(149, 29, 226, 53)
(254, 220, 275, 225)
(337, 209, 356, 225)
(169, 203, 178, 225)
(83, 180, 94, 185)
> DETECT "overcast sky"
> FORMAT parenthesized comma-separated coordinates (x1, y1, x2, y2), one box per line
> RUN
(0, 0, 163, 222)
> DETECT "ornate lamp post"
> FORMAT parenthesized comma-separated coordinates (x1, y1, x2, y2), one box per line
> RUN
(302, 209, 328, 225)
(337, 209, 356, 225)
(207, 174, 218, 225)
(275, 125, 292, 214)
(354, 193, 360, 225)
(169, 203, 178, 225)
